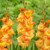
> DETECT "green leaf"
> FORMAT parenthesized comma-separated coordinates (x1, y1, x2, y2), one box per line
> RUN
(28, 42, 32, 50)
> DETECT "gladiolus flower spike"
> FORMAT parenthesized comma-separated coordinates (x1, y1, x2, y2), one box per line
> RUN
(36, 20, 50, 50)
(0, 14, 15, 50)
(16, 9, 35, 49)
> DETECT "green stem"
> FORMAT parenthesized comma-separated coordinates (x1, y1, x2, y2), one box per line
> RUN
(22, 0, 25, 8)
(6, 0, 9, 13)
(41, 0, 46, 23)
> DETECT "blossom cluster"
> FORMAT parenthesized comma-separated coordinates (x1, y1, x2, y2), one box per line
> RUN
(0, 14, 15, 50)
(16, 8, 36, 49)
(36, 20, 50, 50)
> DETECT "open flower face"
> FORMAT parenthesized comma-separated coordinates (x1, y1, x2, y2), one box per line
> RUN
(1, 34, 10, 42)
(44, 37, 50, 50)
(36, 39, 44, 48)
(25, 32, 34, 40)
(1, 17, 7, 22)
(37, 22, 45, 32)
(24, 17, 33, 25)
(45, 27, 50, 37)
(25, 24, 33, 30)
(17, 35, 30, 49)
(24, 10, 34, 19)
(1, 25, 9, 33)
(6, 39, 12, 47)
(17, 23, 25, 34)
(7, 28, 15, 36)
(6, 19, 14, 27)
(0, 37, 12, 47)
(17, 13, 24, 23)
(0, 42, 7, 47)
(36, 31, 43, 38)
(24, 17, 34, 29)
(23, 30, 34, 41)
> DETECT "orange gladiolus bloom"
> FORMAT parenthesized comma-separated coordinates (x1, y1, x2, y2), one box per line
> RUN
(16, 9, 35, 49)
(36, 21, 50, 50)
(0, 16, 15, 49)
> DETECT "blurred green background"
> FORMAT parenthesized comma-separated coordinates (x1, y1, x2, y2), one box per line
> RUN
(0, 0, 50, 50)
